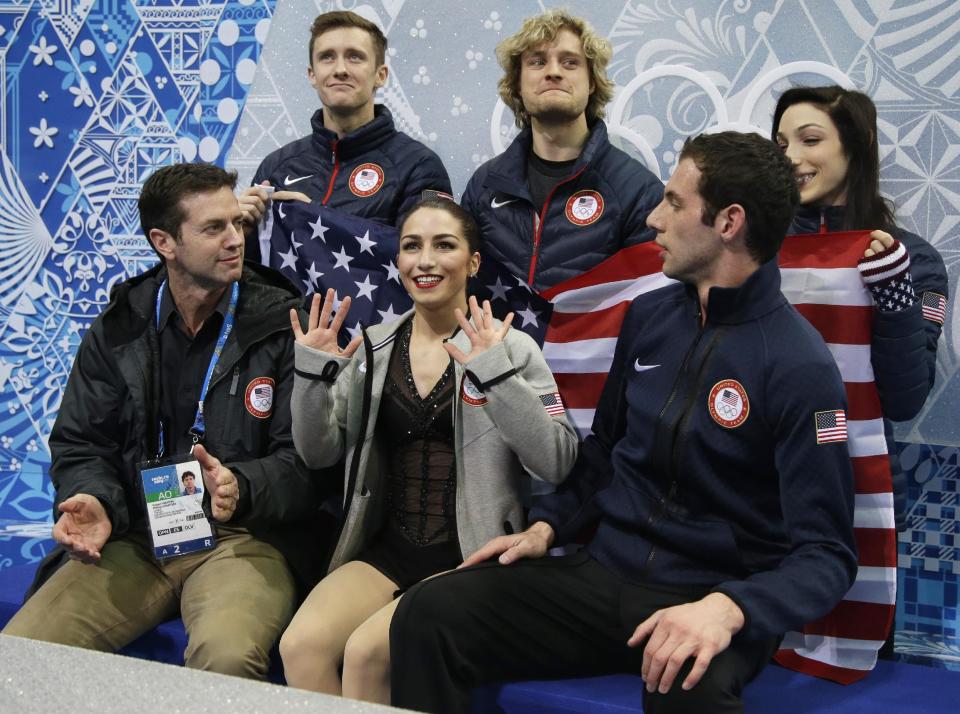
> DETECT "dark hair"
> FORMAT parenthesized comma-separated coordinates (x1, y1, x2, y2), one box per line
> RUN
(680, 132, 800, 263)
(772, 85, 895, 232)
(138, 163, 238, 254)
(309, 11, 387, 67)
(399, 198, 481, 255)
(181, 471, 195, 483)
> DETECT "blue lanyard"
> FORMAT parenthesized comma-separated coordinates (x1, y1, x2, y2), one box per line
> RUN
(155, 280, 239, 456)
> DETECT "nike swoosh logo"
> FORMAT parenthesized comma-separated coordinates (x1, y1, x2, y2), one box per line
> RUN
(634, 361, 660, 372)
(284, 174, 313, 186)
(491, 197, 518, 209)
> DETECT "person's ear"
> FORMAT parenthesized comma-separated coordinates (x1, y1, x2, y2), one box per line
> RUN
(150, 228, 178, 262)
(375, 63, 388, 89)
(716, 204, 746, 244)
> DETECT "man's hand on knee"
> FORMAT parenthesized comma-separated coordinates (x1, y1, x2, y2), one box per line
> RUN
(459, 521, 555, 568)
(628, 592, 744, 695)
(53, 494, 112, 564)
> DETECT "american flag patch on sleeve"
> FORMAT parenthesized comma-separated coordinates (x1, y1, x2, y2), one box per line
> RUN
(815, 409, 847, 444)
(539, 392, 566, 416)
(921, 291, 947, 325)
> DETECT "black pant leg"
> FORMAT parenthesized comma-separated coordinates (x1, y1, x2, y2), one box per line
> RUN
(390, 551, 779, 714)
(391, 552, 643, 714)
(640, 631, 779, 714)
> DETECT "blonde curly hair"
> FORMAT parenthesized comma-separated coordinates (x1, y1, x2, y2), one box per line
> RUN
(496, 9, 613, 128)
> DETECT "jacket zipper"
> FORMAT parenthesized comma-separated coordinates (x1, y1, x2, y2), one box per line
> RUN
(819, 206, 827, 234)
(667, 327, 725, 497)
(642, 313, 707, 574)
(321, 139, 340, 205)
(527, 166, 587, 286)
(327, 325, 374, 569)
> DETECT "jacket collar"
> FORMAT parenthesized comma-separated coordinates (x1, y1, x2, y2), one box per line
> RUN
(792, 204, 846, 234)
(309, 104, 397, 160)
(688, 258, 787, 325)
(156, 280, 231, 335)
(102, 262, 300, 347)
(485, 120, 612, 199)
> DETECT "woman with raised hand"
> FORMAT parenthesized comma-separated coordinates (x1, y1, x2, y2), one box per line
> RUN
(773, 85, 948, 525)
(281, 197, 578, 702)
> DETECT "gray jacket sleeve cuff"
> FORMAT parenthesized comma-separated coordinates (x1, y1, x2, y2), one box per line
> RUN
(462, 341, 515, 389)
(294, 342, 351, 381)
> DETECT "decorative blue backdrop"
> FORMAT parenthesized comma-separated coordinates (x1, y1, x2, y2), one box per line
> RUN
(0, 0, 957, 668)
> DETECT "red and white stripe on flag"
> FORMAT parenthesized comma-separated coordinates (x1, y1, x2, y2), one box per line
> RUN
(538, 231, 894, 684)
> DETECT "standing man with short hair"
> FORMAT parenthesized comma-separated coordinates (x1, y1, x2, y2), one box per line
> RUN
(3, 163, 323, 680)
(390, 132, 858, 713)
(241, 11, 452, 263)
(463, 9, 664, 291)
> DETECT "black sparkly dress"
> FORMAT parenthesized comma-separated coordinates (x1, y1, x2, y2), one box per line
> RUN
(356, 320, 463, 589)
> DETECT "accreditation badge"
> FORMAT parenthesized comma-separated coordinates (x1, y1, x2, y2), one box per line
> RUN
(138, 454, 215, 560)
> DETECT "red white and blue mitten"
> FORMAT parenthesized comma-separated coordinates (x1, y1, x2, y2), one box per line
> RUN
(857, 239, 916, 312)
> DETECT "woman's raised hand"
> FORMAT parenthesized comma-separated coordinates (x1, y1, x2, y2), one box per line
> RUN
(443, 296, 514, 366)
(864, 229, 895, 257)
(290, 288, 363, 357)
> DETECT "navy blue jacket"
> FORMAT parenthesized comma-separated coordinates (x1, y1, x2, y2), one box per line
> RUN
(461, 122, 663, 291)
(248, 105, 451, 262)
(530, 259, 858, 640)
(790, 205, 949, 526)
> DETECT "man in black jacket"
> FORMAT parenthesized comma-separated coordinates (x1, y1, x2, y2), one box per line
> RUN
(462, 9, 663, 291)
(3, 163, 322, 680)
(240, 10, 451, 265)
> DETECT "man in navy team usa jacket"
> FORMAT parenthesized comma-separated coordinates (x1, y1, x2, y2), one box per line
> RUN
(240, 11, 451, 264)
(462, 10, 664, 291)
(390, 132, 857, 714)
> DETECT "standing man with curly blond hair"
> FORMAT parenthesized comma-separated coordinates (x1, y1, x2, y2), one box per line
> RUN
(462, 9, 663, 291)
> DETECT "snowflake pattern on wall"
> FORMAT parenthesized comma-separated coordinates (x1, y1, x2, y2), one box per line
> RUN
(0, 0, 276, 569)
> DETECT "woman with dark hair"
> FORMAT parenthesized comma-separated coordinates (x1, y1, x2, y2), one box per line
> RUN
(773, 85, 948, 525)
(280, 197, 578, 702)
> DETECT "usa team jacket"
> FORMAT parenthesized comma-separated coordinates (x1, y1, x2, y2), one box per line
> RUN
(461, 121, 664, 291)
(247, 105, 451, 262)
(791, 205, 949, 527)
(530, 259, 859, 641)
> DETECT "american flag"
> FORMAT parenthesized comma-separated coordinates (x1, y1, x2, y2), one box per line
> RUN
(539, 392, 566, 416)
(921, 291, 947, 325)
(774, 232, 895, 684)
(265, 205, 892, 684)
(721, 389, 739, 407)
(263, 201, 561, 350)
(815, 409, 848, 444)
(261, 200, 412, 338)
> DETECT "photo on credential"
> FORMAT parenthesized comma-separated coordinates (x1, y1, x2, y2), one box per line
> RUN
(177, 463, 203, 499)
